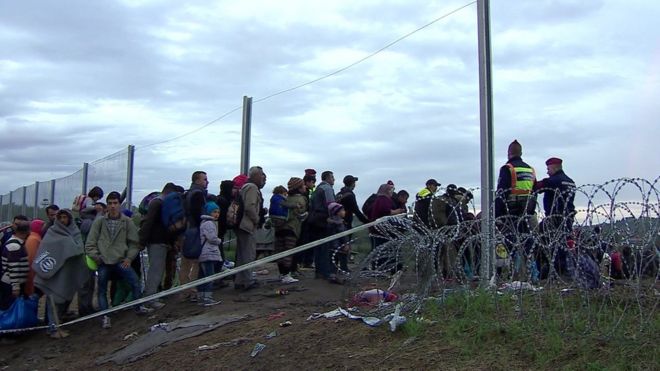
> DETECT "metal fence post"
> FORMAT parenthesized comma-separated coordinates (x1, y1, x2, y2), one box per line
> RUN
(478, 0, 494, 284)
(0, 194, 3, 221)
(33, 182, 39, 219)
(126, 145, 135, 210)
(240, 96, 253, 175)
(82, 162, 89, 196)
(21, 186, 27, 216)
(50, 179, 56, 208)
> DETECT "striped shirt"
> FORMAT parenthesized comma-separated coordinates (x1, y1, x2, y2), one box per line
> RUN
(1, 237, 29, 290)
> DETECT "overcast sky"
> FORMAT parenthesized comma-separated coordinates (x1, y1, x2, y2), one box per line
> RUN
(1, 0, 658, 212)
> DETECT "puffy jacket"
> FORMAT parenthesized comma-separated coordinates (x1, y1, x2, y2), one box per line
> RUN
(199, 216, 222, 262)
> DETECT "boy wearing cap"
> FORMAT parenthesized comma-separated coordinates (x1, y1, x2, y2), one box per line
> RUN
(414, 179, 440, 227)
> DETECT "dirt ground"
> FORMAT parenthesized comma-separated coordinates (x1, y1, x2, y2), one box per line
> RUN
(0, 262, 454, 371)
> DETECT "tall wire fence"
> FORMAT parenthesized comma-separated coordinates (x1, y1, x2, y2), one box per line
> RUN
(0, 146, 134, 223)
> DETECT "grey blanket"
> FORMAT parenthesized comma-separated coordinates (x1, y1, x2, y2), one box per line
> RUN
(33, 212, 89, 304)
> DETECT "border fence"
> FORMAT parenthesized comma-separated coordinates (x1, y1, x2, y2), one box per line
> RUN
(0, 146, 134, 223)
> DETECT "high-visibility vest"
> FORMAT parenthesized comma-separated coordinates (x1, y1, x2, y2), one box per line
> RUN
(506, 164, 535, 197)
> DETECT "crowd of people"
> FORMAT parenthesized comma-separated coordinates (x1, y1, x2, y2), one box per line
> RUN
(0, 141, 618, 340)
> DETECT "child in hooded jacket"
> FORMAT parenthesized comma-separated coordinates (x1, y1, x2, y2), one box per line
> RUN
(198, 202, 223, 306)
(327, 202, 350, 273)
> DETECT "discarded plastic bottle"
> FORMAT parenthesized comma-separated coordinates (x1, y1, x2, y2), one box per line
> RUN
(275, 289, 289, 296)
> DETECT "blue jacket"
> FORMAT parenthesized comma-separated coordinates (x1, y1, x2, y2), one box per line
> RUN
(535, 170, 576, 216)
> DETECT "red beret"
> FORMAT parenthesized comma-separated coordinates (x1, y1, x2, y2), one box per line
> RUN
(545, 157, 562, 166)
(304, 168, 316, 176)
(232, 174, 248, 189)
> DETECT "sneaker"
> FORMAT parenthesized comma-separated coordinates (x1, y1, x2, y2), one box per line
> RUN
(50, 329, 70, 339)
(201, 297, 222, 307)
(148, 300, 166, 310)
(102, 315, 112, 329)
(135, 305, 154, 315)
(281, 274, 299, 284)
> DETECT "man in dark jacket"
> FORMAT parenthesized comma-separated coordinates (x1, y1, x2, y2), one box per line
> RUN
(495, 140, 537, 218)
(413, 179, 439, 228)
(336, 175, 369, 227)
(139, 182, 178, 310)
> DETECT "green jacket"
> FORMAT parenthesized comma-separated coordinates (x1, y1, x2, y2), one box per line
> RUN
(85, 215, 140, 265)
(280, 194, 308, 238)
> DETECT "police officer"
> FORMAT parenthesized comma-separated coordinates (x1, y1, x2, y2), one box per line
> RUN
(495, 140, 537, 218)
(535, 157, 577, 277)
(534, 157, 576, 223)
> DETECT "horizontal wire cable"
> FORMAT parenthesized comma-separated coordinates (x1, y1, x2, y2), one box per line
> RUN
(137, 1, 476, 150)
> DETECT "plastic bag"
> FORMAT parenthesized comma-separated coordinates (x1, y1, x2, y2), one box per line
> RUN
(0, 296, 39, 330)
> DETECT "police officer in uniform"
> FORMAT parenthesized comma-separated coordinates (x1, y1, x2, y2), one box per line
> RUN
(495, 140, 538, 280)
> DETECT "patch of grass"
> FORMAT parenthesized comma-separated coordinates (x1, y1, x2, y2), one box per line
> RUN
(417, 289, 659, 370)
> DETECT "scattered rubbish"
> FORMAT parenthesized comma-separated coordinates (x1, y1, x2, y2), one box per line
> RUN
(279, 321, 292, 327)
(307, 308, 343, 320)
(97, 313, 250, 365)
(250, 343, 266, 357)
(333, 318, 344, 323)
(416, 317, 437, 325)
(265, 331, 278, 339)
(149, 323, 168, 332)
(123, 332, 139, 341)
(499, 281, 543, 292)
(275, 289, 289, 296)
(351, 289, 398, 307)
(198, 337, 253, 351)
(403, 337, 417, 346)
(309, 307, 381, 327)
(560, 288, 574, 294)
(197, 344, 221, 351)
(383, 304, 406, 332)
(223, 260, 235, 269)
(267, 312, 286, 321)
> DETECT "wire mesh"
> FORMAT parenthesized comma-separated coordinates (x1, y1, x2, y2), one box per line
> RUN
(53, 169, 84, 210)
(87, 148, 129, 198)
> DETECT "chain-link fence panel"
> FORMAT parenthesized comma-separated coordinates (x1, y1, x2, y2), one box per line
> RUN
(24, 184, 36, 219)
(10, 187, 24, 218)
(87, 148, 129, 201)
(36, 180, 53, 221)
(53, 169, 84, 211)
(0, 193, 10, 223)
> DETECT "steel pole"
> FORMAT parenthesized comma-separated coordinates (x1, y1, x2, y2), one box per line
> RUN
(478, 0, 495, 284)
(240, 96, 253, 175)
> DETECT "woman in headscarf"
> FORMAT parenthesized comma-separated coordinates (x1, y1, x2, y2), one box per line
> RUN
(33, 209, 89, 339)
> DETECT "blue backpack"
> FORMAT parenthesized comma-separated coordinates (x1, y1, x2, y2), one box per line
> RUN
(160, 192, 186, 232)
(138, 191, 161, 216)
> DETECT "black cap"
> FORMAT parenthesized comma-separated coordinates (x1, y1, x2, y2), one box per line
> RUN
(343, 175, 358, 186)
(426, 179, 439, 187)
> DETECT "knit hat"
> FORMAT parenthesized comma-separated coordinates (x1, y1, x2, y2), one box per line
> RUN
(287, 177, 304, 191)
(205, 201, 220, 215)
(545, 157, 562, 166)
(304, 168, 317, 176)
(328, 202, 344, 216)
(233, 174, 248, 189)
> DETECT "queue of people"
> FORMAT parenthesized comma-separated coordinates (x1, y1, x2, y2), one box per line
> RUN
(0, 145, 597, 339)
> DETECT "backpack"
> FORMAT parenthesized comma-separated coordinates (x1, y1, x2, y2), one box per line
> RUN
(72, 194, 87, 212)
(138, 191, 161, 216)
(361, 194, 377, 219)
(181, 226, 206, 259)
(225, 198, 243, 229)
(160, 192, 186, 232)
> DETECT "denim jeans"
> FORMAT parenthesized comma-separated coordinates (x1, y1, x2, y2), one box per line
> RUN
(197, 261, 218, 293)
(97, 263, 142, 311)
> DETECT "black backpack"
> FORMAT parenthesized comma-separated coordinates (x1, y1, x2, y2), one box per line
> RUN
(361, 194, 377, 219)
